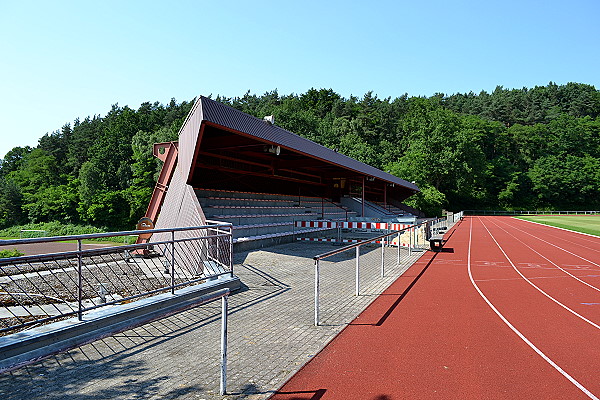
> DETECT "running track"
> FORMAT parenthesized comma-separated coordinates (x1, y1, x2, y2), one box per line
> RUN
(270, 216, 600, 399)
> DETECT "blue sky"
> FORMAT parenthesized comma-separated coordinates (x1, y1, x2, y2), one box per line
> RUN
(1, 0, 599, 158)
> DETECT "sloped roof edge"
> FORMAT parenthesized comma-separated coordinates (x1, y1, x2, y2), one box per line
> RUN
(197, 96, 419, 192)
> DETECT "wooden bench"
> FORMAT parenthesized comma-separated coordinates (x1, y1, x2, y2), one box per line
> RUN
(429, 235, 444, 252)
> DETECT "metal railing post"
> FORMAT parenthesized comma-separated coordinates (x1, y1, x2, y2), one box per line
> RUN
(229, 226, 234, 278)
(397, 231, 401, 265)
(314, 259, 320, 326)
(409, 226, 413, 255)
(355, 246, 360, 296)
(171, 230, 175, 294)
(220, 294, 228, 395)
(381, 239, 385, 277)
(216, 228, 220, 262)
(414, 225, 418, 249)
(77, 239, 83, 321)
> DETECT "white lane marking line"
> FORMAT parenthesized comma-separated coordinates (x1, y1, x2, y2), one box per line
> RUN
(480, 218, 600, 330)
(493, 218, 600, 269)
(475, 276, 582, 283)
(515, 217, 600, 240)
(488, 218, 600, 292)
(468, 218, 599, 400)
(509, 217, 600, 252)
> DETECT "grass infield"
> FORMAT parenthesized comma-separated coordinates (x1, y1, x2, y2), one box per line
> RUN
(516, 215, 600, 237)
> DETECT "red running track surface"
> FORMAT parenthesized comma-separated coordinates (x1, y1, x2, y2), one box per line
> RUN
(270, 216, 600, 400)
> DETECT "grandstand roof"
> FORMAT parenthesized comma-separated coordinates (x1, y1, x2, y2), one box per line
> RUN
(177, 96, 419, 200)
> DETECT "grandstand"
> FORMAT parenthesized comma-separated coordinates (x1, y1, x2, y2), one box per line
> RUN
(142, 96, 420, 250)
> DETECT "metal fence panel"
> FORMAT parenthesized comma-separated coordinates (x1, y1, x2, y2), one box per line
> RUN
(0, 224, 233, 336)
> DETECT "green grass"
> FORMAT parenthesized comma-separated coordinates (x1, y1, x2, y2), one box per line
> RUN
(0, 249, 24, 258)
(0, 222, 137, 245)
(517, 215, 600, 236)
(0, 222, 106, 238)
(0, 236, 137, 245)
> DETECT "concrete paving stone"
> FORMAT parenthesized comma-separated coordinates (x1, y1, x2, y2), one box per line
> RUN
(0, 241, 423, 400)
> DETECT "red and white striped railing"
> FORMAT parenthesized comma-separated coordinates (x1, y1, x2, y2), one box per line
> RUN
(295, 221, 410, 230)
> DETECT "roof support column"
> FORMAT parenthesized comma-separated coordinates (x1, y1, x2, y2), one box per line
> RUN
(384, 182, 387, 210)
(362, 176, 365, 217)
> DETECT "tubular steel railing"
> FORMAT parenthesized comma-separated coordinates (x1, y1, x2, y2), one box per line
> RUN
(312, 216, 458, 326)
(0, 223, 233, 336)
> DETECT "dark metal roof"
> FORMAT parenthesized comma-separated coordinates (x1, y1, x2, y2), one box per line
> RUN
(198, 96, 419, 192)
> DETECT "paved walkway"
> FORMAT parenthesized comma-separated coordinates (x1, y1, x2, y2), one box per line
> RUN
(0, 241, 423, 400)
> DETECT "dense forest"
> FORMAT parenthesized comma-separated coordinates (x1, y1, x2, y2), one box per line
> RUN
(0, 82, 599, 231)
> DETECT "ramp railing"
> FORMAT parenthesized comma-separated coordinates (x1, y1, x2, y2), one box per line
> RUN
(0, 223, 233, 336)
(312, 217, 454, 326)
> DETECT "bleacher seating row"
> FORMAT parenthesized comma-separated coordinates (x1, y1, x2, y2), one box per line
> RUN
(195, 189, 357, 250)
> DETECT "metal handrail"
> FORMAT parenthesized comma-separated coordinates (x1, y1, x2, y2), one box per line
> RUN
(312, 217, 447, 325)
(0, 233, 232, 266)
(0, 222, 233, 246)
(0, 223, 234, 334)
(313, 217, 443, 261)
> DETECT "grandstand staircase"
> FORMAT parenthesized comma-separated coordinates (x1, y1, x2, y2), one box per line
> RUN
(371, 200, 405, 216)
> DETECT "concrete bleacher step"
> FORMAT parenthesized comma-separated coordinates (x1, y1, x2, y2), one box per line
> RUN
(209, 213, 320, 225)
(233, 227, 334, 244)
(200, 197, 300, 208)
(201, 199, 350, 211)
(234, 222, 295, 237)
(195, 188, 323, 202)
(204, 205, 308, 216)
(195, 188, 354, 250)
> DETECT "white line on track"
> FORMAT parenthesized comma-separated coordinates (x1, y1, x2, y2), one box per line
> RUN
(491, 218, 600, 269)
(486, 218, 600, 292)
(478, 217, 600, 330)
(509, 218, 600, 251)
(467, 218, 599, 400)
(474, 275, 596, 283)
(511, 217, 598, 239)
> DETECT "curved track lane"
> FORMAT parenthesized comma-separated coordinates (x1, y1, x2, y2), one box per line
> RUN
(271, 216, 599, 400)
(501, 218, 600, 261)
(470, 217, 600, 398)
(476, 217, 600, 323)
(487, 218, 600, 293)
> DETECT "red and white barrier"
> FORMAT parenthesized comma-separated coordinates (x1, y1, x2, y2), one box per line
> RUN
(296, 237, 414, 247)
(295, 221, 410, 231)
(295, 221, 338, 229)
(297, 237, 387, 244)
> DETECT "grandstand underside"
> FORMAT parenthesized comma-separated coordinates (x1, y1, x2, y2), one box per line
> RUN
(192, 122, 415, 201)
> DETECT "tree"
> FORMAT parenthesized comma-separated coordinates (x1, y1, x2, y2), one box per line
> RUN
(0, 146, 32, 176)
(529, 155, 600, 209)
(78, 160, 103, 204)
(23, 182, 79, 224)
(0, 177, 26, 227)
(402, 184, 447, 217)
